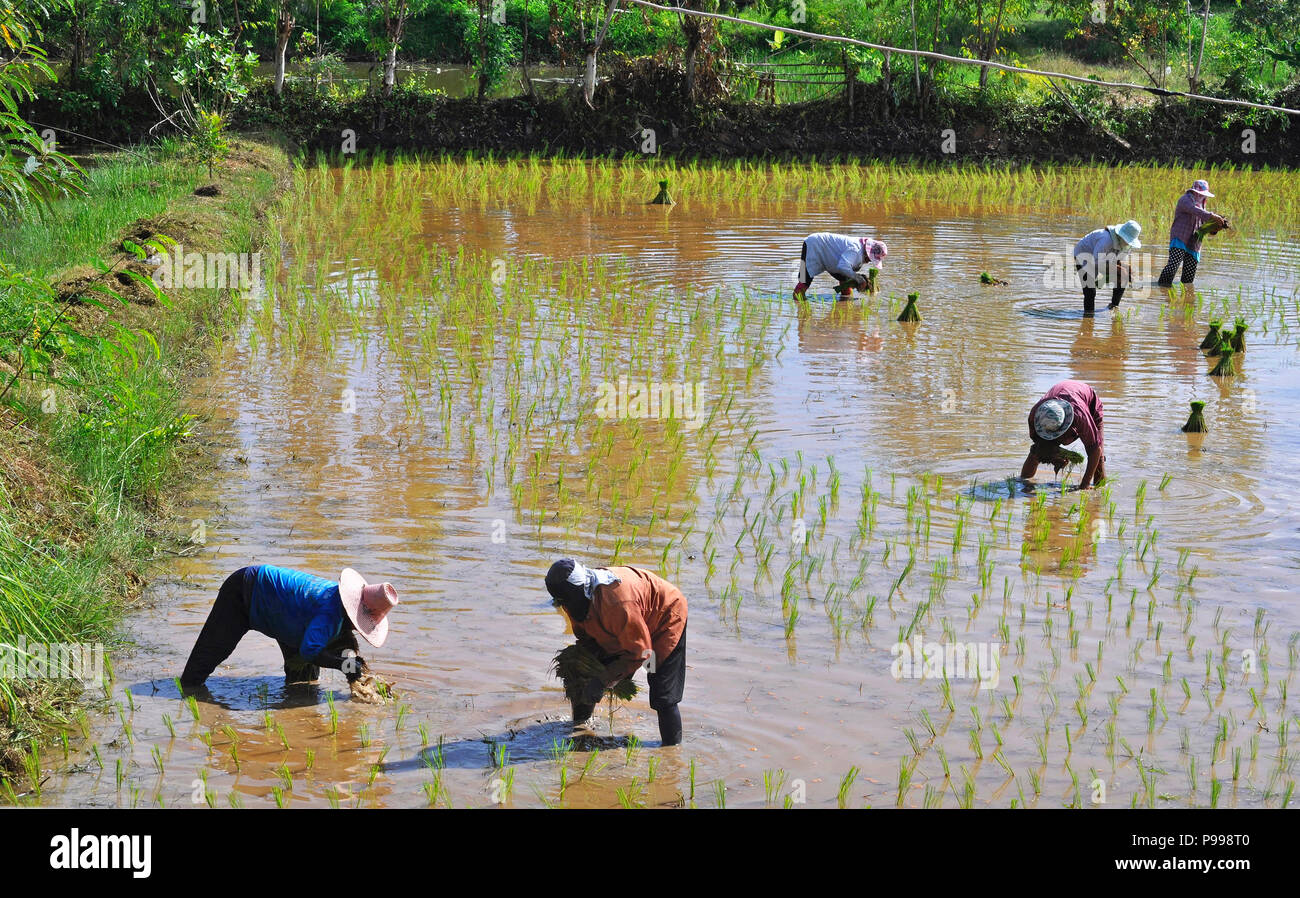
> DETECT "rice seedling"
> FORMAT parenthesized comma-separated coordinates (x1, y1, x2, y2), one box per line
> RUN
(1180, 401, 1207, 433)
(837, 766, 859, 808)
(712, 779, 727, 809)
(1198, 320, 1223, 350)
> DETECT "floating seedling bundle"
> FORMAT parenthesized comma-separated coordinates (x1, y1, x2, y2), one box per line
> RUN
(649, 179, 674, 205)
(1181, 400, 1208, 433)
(980, 272, 1008, 285)
(1230, 319, 1247, 353)
(1209, 346, 1236, 377)
(1199, 321, 1223, 350)
(898, 292, 922, 322)
(552, 642, 637, 703)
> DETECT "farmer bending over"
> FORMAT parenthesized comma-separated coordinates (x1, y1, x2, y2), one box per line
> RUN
(1020, 380, 1106, 490)
(546, 559, 688, 746)
(180, 565, 398, 692)
(1157, 179, 1228, 288)
(1073, 220, 1140, 314)
(794, 231, 887, 301)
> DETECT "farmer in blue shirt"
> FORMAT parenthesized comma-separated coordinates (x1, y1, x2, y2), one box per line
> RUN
(179, 565, 398, 689)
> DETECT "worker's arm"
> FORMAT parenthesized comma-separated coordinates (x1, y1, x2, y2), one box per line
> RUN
(1079, 444, 1104, 489)
(830, 250, 867, 287)
(1019, 451, 1039, 480)
(596, 601, 653, 685)
(300, 611, 365, 679)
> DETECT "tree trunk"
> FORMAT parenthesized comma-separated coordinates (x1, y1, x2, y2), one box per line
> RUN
(685, 29, 702, 101)
(522, 0, 537, 102)
(581, 0, 619, 107)
(274, 9, 294, 97)
(383, 42, 399, 97)
(979, 0, 1008, 90)
(908, 0, 920, 95)
(1191, 0, 1210, 92)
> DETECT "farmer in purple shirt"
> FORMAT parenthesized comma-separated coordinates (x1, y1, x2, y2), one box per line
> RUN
(1156, 179, 1229, 287)
(179, 565, 398, 689)
(1019, 380, 1106, 490)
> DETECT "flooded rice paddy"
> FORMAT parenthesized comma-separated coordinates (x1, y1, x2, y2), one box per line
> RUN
(31, 158, 1300, 808)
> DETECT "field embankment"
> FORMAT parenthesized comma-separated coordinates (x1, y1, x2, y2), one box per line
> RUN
(0, 138, 289, 787)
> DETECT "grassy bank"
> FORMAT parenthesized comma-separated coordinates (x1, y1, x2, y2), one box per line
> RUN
(0, 137, 290, 788)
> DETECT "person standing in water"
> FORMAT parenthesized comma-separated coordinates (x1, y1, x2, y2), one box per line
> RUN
(1020, 380, 1106, 490)
(545, 558, 688, 746)
(1157, 179, 1229, 288)
(180, 564, 398, 691)
(793, 231, 888, 301)
(1073, 219, 1141, 314)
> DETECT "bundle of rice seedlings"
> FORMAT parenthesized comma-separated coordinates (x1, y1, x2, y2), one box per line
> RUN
(648, 179, 674, 205)
(1181, 400, 1208, 433)
(552, 642, 637, 703)
(1198, 320, 1223, 350)
(835, 277, 855, 298)
(1194, 219, 1226, 241)
(867, 267, 879, 294)
(1209, 346, 1235, 377)
(979, 272, 1007, 285)
(350, 673, 395, 704)
(1230, 318, 1247, 353)
(898, 292, 921, 322)
(1056, 448, 1085, 466)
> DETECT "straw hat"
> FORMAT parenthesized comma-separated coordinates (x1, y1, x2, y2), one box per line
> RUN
(1033, 399, 1075, 442)
(1110, 220, 1142, 249)
(1190, 179, 1214, 197)
(863, 238, 888, 263)
(339, 568, 398, 647)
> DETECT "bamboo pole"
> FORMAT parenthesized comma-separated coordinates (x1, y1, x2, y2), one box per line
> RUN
(624, 0, 1300, 116)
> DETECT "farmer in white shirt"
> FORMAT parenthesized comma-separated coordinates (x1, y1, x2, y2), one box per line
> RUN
(1073, 219, 1141, 314)
(794, 232, 888, 301)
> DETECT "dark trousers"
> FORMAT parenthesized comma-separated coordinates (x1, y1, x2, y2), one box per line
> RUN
(1077, 262, 1124, 313)
(179, 566, 329, 687)
(1157, 246, 1198, 286)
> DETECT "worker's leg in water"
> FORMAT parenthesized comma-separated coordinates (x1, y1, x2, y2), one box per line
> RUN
(1157, 248, 1183, 287)
(1076, 260, 1097, 314)
(1108, 286, 1125, 309)
(1179, 252, 1198, 284)
(571, 700, 595, 725)
(180, 567, 255, 687)
(648, 626, 687, 746)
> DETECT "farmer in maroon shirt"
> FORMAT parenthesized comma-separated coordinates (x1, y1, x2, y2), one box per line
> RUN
(1020, 380, 1106, 489)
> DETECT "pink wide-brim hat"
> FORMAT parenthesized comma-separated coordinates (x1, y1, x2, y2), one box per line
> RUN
(1190, 179, 1214, 197)
(865, 238, 888, 262)
(339, 568, 398, 647)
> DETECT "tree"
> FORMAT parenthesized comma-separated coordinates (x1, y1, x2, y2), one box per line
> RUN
(580, 0, 618, 107)
(273, 1, 297, 96)
(0, 0, 83, 214)
(367, 0, 429, 98)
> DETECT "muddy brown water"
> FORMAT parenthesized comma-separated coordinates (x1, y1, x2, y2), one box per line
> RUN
(31, 164, 1300, 808)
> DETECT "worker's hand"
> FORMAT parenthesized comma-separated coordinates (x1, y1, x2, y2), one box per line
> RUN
(342, 650, 369, 683)
(579, 676, 606, 705)
(854, 273, 870, 290)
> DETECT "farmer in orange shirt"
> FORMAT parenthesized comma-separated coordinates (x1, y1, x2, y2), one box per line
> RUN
(545, 559, 688, 746)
